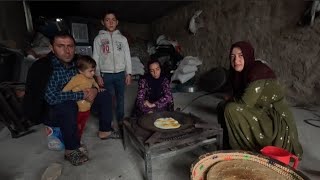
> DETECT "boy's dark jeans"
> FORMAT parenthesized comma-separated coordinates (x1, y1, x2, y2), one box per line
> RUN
(44, 90, 113, 150)
(102, 71, 125, 122)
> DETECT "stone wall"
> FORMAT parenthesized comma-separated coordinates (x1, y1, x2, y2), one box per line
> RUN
(152, 0, 320, 105)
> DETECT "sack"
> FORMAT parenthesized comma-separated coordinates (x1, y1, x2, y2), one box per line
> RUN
(171, 71, 195, 84)
(0, 82, 34, 138)
(180, 65, 198, 74)
(179, 56, 202, 66)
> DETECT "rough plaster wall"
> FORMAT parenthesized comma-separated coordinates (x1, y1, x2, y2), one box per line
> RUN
(0, 2, 27, 49)
(118, 22, 151, 64)
(118, 22, 151, 41)
(152, 0, 320, 105)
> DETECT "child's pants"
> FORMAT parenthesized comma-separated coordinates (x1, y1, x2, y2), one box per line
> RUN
(77, 111, 90, 138)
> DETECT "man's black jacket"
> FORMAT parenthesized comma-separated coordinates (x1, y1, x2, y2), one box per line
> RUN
(23, 54, 53, 125)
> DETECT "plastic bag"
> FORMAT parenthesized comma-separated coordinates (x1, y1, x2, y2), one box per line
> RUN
(172, 72, 195, 84)
(45, 126, 64, 151)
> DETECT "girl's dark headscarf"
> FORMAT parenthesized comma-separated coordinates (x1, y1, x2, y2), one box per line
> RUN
(144, 59, 166, 103)
(229, 41, 276, 97)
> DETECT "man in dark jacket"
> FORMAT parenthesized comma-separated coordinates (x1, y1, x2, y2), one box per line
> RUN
(24, 32, 117, 166)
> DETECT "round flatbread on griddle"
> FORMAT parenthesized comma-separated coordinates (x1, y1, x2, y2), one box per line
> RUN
(154, 117, 181, 129)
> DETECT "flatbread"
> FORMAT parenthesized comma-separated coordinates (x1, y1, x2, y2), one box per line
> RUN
(154, 117, 181, 129)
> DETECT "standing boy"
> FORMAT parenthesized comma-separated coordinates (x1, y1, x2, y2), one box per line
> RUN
(93, 10, 132, 135)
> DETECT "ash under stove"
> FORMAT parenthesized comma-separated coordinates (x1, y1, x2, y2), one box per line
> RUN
(122, 111, 223, 180)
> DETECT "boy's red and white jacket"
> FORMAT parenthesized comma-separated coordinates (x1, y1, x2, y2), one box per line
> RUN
(93, 29, 132, 76)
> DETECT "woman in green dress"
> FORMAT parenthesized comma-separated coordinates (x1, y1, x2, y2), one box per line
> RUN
(218, 41, 303, 158)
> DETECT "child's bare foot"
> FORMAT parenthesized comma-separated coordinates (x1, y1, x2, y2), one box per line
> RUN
(79, 144, 89, 157)
(98, 131, 121, 140)
(98, 131, 111, 139)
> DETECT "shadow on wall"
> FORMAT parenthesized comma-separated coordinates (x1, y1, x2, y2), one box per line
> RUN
(187, 103, 219, 115)
(198, 67, 229, 93)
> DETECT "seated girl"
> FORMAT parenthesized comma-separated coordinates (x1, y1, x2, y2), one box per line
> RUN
(135, 59, 174, 117)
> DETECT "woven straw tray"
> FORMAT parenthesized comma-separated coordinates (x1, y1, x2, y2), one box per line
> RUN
(190, 150, 309, 180)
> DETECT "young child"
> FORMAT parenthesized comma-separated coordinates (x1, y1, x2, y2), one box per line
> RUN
(62, 55, 100, 139)
(92, 10, 132, 137)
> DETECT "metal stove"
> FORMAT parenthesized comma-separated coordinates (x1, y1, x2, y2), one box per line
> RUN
(122, 111, 223, 180)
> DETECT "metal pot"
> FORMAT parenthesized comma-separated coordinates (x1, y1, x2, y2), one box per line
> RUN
(180, 85, 198, 93)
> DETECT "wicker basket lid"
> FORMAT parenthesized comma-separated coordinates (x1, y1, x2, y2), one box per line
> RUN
(190, 150, 309, 180)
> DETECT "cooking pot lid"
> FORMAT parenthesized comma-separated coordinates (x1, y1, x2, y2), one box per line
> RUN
(138, 111, 196, 132)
